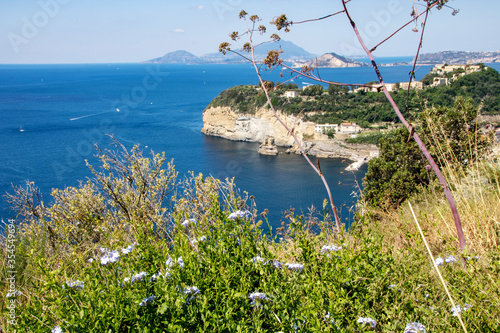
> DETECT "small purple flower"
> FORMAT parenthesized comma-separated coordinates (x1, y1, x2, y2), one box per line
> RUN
(452, 303, 472, 316)
(285, 263, 304, 272)
(184, 286, 200, 295)
(52, 326, 63, 333)
(121, 244, 135, 255)
(248, 292, 268, 306)
(445, 255, 457, 263)
(404, 322, 426, 333)
(321, 244, 342, 254)
(139, 295, 155, 307)
(357, 317, 376, 329)
(66, 280, 84, 290)
(228, 210, 252, 221)
(435, 256, 444, 266)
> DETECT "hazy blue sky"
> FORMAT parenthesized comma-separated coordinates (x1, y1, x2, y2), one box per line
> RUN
(1, 0, 498, 64)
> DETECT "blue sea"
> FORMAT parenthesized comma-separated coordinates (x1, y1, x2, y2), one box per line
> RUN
(1, 62, 498, 229)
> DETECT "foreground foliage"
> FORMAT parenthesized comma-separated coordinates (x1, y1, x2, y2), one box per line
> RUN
(1, 142, 500, 332)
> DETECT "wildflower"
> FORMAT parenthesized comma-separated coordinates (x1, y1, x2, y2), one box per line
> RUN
(357, 317, 377, 329)
(228, 210, 252, 221)
(321, 244, 342, 254)
(285, 263, 304, 272)
(388, 284, 396, 289)
(271, 260, 282, 269)
(181, 218, 196, 227)
(184, 286, 200, 295)
(139, 295, 155, 307)
(121, 244, 135, 255)
(435, 256, 444, 266)
(199, 236, 207, 242)
(166, 257, 173, 267)
(404, 322, 426, 333)
(177, 257, 184, 268)
(324, 312, 339, 328)
(52, 326, 63, 333)
(248, 292, 268, 306)
(452, 303, 472, 316)
(252, 256, 267, 264)
(445, 255, 457, 263)
(88, 258, 94, 263)
(66, 280, 84, 290)
(130, 271, 148, 284)
(100, 249, 120, 265)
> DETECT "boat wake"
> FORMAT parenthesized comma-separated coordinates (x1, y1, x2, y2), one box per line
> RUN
(70, 112, 107, 121)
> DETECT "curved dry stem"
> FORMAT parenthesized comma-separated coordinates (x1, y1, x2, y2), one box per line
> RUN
(341, 0, 466, 252)
(243, 18, 342, 234)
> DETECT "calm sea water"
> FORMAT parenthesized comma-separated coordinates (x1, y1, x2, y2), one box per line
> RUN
(2, 62, 497, 228)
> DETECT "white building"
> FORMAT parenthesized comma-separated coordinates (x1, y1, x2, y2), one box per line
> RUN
(284, 90, 299, 98)
(340, 122, 361, 134)
(315, 123, 338, 133)
(432, 77, 449, 87)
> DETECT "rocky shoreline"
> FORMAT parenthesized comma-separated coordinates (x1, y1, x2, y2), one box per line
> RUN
(201, 106, 379, 170)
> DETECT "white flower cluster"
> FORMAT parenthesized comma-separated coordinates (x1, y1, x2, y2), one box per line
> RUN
(285, 263, 304, 272)
(228, 210, 252, 221)
(181, 218, 197, 228)
(91, 244, 136, 266)
(435, 255, 457, 266)
(321, 244, 342, 254)
(251, 256, 282, 269)
(248, 291, 268, 306)
(357, 317, 377, 329)
(66, 280, 84, 290)
(51, 326, 63, 333)
(123, 271, 148, 285)
(404, 322, 426, 333)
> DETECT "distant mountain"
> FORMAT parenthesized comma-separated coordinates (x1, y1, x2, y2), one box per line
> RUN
(292, 53, 368, 68)
(142, 41, 316, 64)
(417, 51, 500, 64)
(145, 50, 199, 64)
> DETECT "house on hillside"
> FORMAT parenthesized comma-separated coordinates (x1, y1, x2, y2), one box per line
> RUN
(284, 91, 299, 98)
(315, 123, 338, 134)
(400, 81, 423, 90)
(432, 77, 449, 87)
(340, 122, 361, 134)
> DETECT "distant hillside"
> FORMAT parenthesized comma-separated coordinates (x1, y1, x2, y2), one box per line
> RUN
(142, 41, 316, 64)
(145, 50, 199, 64)
(417, 51, 500, 64)
(292, 53, 368, 68)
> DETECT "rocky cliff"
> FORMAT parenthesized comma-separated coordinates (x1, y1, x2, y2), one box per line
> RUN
(201, 106, 379, 169)
(201, 106, 316, 146)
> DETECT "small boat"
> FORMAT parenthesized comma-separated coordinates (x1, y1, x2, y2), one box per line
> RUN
(19, 125, 24, 132)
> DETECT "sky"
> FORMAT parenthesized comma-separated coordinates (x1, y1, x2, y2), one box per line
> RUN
(0, 0, 498, 64)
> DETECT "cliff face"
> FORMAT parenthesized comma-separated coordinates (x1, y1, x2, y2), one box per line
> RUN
(201, 106, 316, 146)
(201, 105, 379, 170)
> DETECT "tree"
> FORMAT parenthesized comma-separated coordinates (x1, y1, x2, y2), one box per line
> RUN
(363, 98, 493, 209)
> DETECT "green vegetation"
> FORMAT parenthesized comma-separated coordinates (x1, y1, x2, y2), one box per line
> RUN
(1, 134, 500, 332)
(208, 67, 500, 124)
(362, 98, 494, 209)
(345, 131, 384, 145)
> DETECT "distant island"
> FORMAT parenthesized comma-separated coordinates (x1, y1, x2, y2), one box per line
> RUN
(144, 45, 500, 68)
(143, 40, 316, 65)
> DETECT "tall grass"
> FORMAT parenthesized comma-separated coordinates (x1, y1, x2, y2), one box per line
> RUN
(1, 138, 500, 332)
